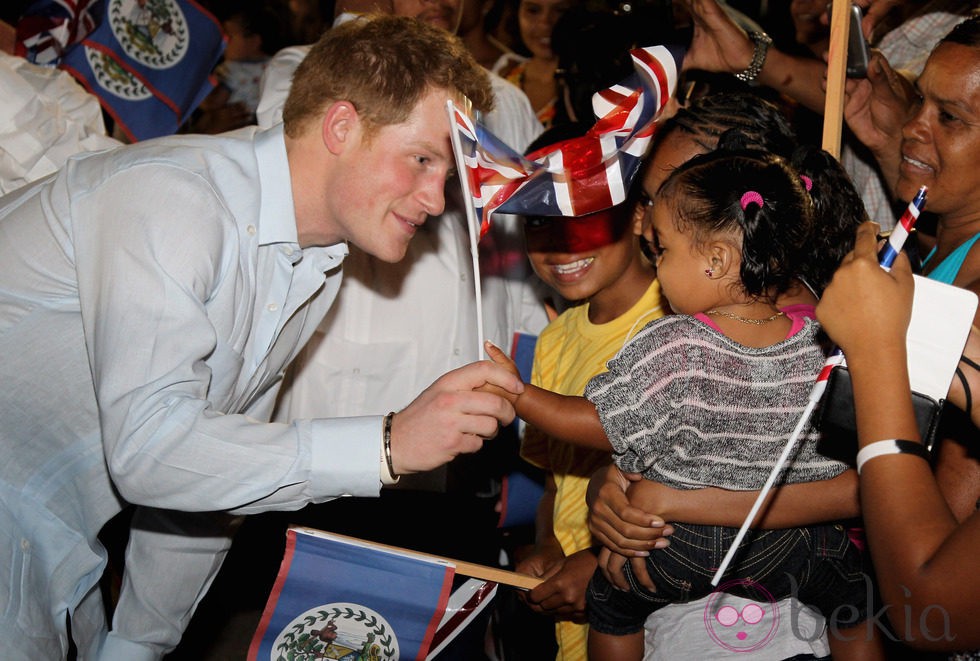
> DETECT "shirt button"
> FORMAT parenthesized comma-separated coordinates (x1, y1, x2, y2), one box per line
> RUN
(267, 302, 279, 312)
(21, 539, 30, 552)
(453, 348, 460, 356)
(247, 225, 257, 236)
(459, 273, 467, 282)
(283, 246, 294, 256)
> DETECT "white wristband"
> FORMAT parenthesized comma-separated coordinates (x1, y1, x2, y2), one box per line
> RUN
(856, 439, 930, 475)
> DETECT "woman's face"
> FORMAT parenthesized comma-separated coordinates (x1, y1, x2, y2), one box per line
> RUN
(897, 43, 980, 224)
(518, 0, 568, 62)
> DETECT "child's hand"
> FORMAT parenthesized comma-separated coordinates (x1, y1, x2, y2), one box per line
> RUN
(483, 340, 521, 378)
(474, 341, 523, 404)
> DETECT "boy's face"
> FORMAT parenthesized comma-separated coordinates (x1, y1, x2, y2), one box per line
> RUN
(524, 206, 639, 302)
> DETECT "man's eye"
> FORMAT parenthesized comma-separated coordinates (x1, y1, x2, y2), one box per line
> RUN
(524, 216, 548, 230)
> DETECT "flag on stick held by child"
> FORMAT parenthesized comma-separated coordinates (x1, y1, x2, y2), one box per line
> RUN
(249, 528, 529, 660)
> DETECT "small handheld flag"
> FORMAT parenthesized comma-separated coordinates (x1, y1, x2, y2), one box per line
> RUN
(878, 186, 927, 269)
(447, 44, 681, 238)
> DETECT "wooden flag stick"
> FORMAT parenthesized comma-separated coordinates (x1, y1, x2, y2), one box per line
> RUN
(294, 527, 543, 591)
(822, 0, 853, 157)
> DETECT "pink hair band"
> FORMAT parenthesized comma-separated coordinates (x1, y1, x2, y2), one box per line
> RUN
(740, 191, 764, 210)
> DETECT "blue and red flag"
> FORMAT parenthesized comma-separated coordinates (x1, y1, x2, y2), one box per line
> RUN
(249, 527, 483, 661)
(449, 45, 680, 235)
(52, 0, 225, 141)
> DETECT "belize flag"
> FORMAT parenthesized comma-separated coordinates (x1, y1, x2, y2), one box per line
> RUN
(249, 528, 496, 661)
(58, 0, 224, 141)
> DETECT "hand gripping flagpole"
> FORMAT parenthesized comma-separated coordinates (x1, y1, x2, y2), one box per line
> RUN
(446, 99, 486, 356)
(711, 186, 928, 586)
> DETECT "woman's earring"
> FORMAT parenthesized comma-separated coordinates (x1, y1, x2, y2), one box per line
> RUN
(705, 268, 714, 278)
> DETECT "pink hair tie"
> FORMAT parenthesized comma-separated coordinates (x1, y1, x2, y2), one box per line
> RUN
(800, 175, 813, 191)
(740, 191, 764, 210)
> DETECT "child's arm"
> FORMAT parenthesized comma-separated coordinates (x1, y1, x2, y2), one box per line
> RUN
(483, 341, 611, 451)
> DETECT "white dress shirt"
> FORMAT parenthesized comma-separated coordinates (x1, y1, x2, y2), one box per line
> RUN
(0, 125, 381, 659)
(258, 45, 549, 484)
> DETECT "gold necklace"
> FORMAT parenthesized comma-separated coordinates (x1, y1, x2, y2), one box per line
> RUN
(704, 309, 785, 325)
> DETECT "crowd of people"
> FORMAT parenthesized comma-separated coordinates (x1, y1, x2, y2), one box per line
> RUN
(1, 0, 979, 660)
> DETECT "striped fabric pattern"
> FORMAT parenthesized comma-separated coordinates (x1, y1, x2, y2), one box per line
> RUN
(586, 315, 848, 490)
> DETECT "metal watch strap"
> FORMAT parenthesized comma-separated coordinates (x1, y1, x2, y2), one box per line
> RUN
(735, 31, 772, 83)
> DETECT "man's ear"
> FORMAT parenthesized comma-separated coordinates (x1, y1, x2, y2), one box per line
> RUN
(321, 101, 360, 155)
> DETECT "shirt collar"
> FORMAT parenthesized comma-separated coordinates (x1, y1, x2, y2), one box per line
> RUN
(255, 123, 298, 247)
(253, 123, 349, 268)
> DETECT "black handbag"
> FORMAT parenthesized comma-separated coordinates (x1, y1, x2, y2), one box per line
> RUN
(815, 365, 944, 464)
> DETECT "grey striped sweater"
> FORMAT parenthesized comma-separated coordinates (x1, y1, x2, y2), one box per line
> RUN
(585, 315, 847, 490)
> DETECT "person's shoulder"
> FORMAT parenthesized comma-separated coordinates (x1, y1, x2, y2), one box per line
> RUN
(622, 314, 701, 354)
(491, 53, 526, 79)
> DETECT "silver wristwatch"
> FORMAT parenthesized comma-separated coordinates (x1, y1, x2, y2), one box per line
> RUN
(735, 31, 773, 83)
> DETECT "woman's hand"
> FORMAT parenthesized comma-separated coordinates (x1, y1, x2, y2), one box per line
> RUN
(816, 221, 913, 357)
(680, 0, 755, 76)
(843, 50, 915, 163)
(587, 465, 674, 556)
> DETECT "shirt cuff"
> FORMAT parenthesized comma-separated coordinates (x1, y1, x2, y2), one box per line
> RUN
(97, 632, 161, 661)
(310, 416, 383, 497)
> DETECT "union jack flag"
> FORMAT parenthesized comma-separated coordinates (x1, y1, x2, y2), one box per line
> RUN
(449, 103, 537, 237)
(449, 45, 680, 234)
(15, 0, 104, 64)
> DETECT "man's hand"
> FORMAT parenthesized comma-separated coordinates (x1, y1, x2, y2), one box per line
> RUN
(389, 361, 523, 474)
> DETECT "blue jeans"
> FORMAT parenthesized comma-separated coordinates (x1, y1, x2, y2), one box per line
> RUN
(587, 523, 868, 635)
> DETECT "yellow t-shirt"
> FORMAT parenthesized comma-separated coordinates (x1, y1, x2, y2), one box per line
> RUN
(521, 278, 664, 660)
